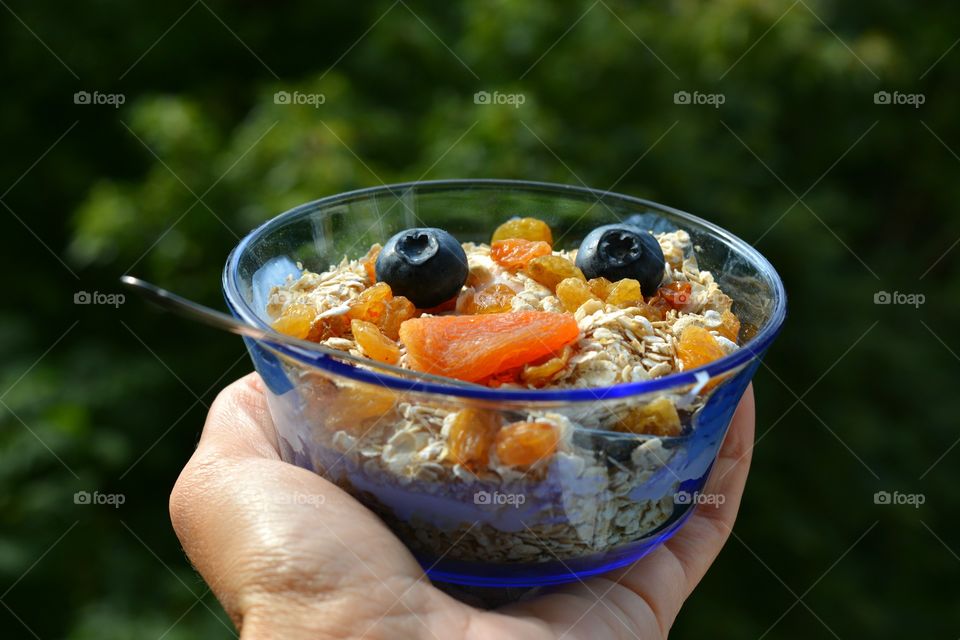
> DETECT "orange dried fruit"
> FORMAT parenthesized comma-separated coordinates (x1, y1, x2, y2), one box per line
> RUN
(272, 303, 317, 340)
(587, 277, 614, 301)
(362, 244, 381, 284)
(351, 319, 401, 365)
(446, 408, 501, 471)
(491, 217, 553, 245)
(658, 281, 693, 310)
(495, 421, 559, 467)
(524, 255, 585, 291)
(521, 345, 572, 386)
(607, 278, 644, 308)
(348, 282, 393, 323)
(306, 313, 351, 342)
(556, 277, 599, 312)
(459, 283, 515, 314)
(615, 397, 682, 437)
(380, 296, 416, 340)
(327, 384, 397, 433)
(717, 310, 741, 343)
(677, 325, 725, 371)
(398, 311, 580, 382)
(490, 238, 553, 270)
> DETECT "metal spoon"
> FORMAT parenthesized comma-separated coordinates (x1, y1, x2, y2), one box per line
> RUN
(120, 275, 484, 389)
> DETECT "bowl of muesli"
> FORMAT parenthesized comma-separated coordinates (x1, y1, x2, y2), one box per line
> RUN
(223, 179, 786, 587)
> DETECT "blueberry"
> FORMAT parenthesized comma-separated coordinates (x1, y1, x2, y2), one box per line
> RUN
(575, 223, 665, 293)
(375, 228, 468, 308)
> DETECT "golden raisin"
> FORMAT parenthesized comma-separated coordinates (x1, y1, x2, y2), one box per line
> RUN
(587, 277, 614, 301)
(446, 408, 501, 471)
(351, 319, 401, 365)
(348, 282, 393, 323)
(380, 296, 416, 340)
(677, 325, 726, 371)
(615, 397, 682, 437)
(658, 281, 693, 310)
(521, 345, 572, 386)
(326, 384, 397, 433)
(524, 255, 585, 291)
(717, 310, 741, 343)
(607, 278, 644, 308)
(272, 303, 317, 340)
(463, 283, 515, 314)
(490, 239, 553, 270)
(556, 278, 599, 312)
(362, 244, 381, 284)
(306, 313, 351, 342)
(495, 421, 559, 467)
(491, 217, 553, 245)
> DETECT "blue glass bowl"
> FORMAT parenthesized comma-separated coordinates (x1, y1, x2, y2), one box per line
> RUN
(223, 179, 786, 587)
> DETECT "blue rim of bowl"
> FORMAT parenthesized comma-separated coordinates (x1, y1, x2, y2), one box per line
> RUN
(223, 179, 787, 402)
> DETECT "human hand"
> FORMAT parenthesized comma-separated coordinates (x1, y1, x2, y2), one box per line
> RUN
(170, 373, 755, 639)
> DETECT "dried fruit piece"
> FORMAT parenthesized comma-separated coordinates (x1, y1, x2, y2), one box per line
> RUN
(362, 244, 381, 284)
(490, 238, 552, 270)
(716, 310, 741, 343)
(587, 277, 614, 301)
(677, 325, 725, 371)
(446, 408, 501, 471)
(556, 278, 599, 312)
(272, 303, 317, 340)
(459, 283, 515, 314)
(521, 345, 572, 386)
(399, 311, 580, 382)
(606, 278, 644, 308)
(658, 281, 693, 310)
(306, 313, 351, 342)
(524, 255, 585, 291)
(380, 296, 416, 340)
(348, 282, 393, 323)
(326, 384, 397, 433)
(351, 319, 401, 365)
(492, 217, 553, 245)
(615, 397, 682, 437)
(495, 421, 559, 467)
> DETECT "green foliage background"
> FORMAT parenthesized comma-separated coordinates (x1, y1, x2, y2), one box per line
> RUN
(1, 1, 958, 637)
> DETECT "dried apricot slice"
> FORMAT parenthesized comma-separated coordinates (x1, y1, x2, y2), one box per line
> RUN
(495, 421, 558, 467)
(524, 255, 585, 291)
(556, 278, 599, 312)
(352, 319, 401, 365)
(676, 325, 725, 371)
(398, 311, 580, 382)
(490, 239, 552, 270)
(615, 397, 682, 437)
(446, 408, 501, 471)
(492, 217, 553, 245)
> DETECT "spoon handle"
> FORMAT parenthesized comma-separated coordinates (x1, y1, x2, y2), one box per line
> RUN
(120, 275, 482, 389)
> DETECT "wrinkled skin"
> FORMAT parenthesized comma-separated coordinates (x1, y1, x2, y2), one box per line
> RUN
(170, 373, 755, 639)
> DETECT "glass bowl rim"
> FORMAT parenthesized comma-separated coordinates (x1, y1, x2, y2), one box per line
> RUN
(223, 178, 787, 402)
